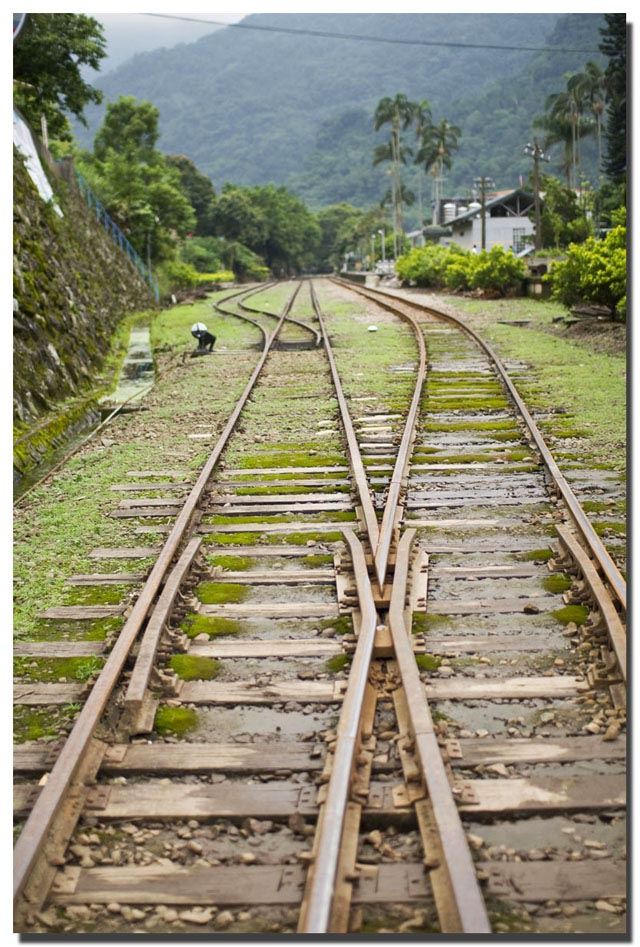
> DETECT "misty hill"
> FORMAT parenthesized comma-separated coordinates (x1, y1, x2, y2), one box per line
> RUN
(78, 13, 605, 210)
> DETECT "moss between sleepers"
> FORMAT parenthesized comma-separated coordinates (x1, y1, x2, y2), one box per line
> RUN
(14, 703, 82, 743)
(195, 582, 248, 605)
(14, 655, 104, 682)
(180, 614, 246, 638)
(169, 654, 221, 681)
(154, 705, 199, 736)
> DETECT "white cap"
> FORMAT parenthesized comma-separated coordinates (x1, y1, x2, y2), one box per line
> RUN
(191, 322, 208, 332)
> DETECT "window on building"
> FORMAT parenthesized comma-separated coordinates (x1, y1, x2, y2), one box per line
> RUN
(512, 228, 526, 253)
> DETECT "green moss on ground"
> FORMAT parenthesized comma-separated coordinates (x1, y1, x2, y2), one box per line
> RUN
(552, 604, 589, 625)
(412, 613, 451, 634)
(169, 654, 221, 681)
(325, 653, 350, 673)
(415, 653, 442, 672)
(195, 582, 248, 605)
(320, 615, 353, 635)
(154, 705, 199, 736)
(301, 553, 334, 568)
(520, 548, 552, 562)
(14, 655, 103, 682)
(207, 555, 254, 571)
(14, 704, 81, 743)
(542, 573, 572, 594)
(180, 614, 246, 638)
(62, 585, 130, 606)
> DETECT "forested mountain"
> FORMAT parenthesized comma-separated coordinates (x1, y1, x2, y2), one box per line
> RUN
(76, 12, 605, 211)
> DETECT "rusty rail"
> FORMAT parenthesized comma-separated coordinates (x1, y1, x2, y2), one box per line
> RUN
(388, 530, 491, 933)
(308, 280, 379, 550)
(335, 278, 626, 611)
(299, 528, 378, 933)
(13, 282, 302, 912)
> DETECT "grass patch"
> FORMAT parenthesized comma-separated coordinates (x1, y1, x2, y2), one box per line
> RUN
(424, 419, 518, 433)
(320, 615, 353, 635)
(412, 612, 451, 634)
(14, 655, 104, 682)
(196, 581, 248, 605)
(552, 604, 589, 625)
(154, 705, 199, 736)
(415, 653, 441, 672)
(14, 704, 81, 743)
(237, 452, 344, 469)
(207, 554, 254, 571)
(169, 654, 221, 681)
(520, 548, 552, 562)
(202, 531, 264, 546)
(62, 585, 130, 606)
(180, 614, 245, 638)
(301, 553, 334, 568)
(425, 397, 508, 412)
(593, 520, 626, 536)
(272, 531, 344, 545)
(542, 573, 572, 594)
(325, 653, 350, 673)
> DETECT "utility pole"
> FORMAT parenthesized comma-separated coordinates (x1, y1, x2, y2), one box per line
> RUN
(473, 176, 495, 250)
(378, 229, 386, 264)
(370, 234, 376, 270)
(523, 139, 550, 252)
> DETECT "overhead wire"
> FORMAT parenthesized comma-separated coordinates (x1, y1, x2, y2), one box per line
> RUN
(142, 12, 600, 55)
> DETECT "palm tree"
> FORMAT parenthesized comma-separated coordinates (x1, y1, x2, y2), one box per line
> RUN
(373, 94, 417, 256)
(572, 61, 608, 181)
(412, 99, 432, 228)
(415, 118, 461, 224)
(543, 78, 593, 189)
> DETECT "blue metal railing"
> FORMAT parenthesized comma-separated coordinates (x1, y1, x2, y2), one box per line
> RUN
(74, 171, 160, 302)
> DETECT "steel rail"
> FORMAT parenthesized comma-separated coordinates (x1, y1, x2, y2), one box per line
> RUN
(239, 285, 321, 346)
(556, 524, 626, 683)
(300, 527, 379, 934)
(389, 529, 492, 933)
(335, 279, 626, 611)
(13, 282, 302, 911)
(372, 305, 427, 591)
(309, 280, 379, 549)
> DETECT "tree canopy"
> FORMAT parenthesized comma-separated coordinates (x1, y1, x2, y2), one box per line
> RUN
(13, 13, 106, 139)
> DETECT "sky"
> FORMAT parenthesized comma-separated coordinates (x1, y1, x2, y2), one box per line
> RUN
(88, 13, 247, 74)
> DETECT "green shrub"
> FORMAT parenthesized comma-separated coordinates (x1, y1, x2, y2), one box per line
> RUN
(443, 253, 477, 291)
(547, 220, 627, 320)
(469, 245, 526, 295)
(396, 244, 452, 288)
(157, 259, 200, 293)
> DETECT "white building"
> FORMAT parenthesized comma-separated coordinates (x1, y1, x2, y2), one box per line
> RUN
(435, 189, 537, 253)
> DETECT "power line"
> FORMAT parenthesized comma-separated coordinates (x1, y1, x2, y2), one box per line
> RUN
(142, 13, 600, 55)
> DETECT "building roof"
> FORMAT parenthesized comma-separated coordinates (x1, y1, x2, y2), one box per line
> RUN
(448, 188, 535, 226)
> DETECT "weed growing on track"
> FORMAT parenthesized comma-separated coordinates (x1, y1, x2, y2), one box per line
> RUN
(196, 582, 248, 605)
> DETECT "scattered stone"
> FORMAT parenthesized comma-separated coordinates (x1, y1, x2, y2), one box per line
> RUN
(595, 900, 618, 914)
(523, 603, 540, 614)
(602, 721, 621, 741)
(366, 830, 383, 849)
(288, 812, 307, 835)
(215, 910, 234, 929)
(466, 833, 484, 851)
(106, 902, 122, 914)
(179, 908, 214, 925)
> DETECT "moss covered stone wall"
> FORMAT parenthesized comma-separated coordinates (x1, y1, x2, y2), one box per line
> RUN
(13, 148, 153, 426)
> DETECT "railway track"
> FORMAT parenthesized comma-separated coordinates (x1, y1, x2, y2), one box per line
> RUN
(13, 278, 627, 934)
